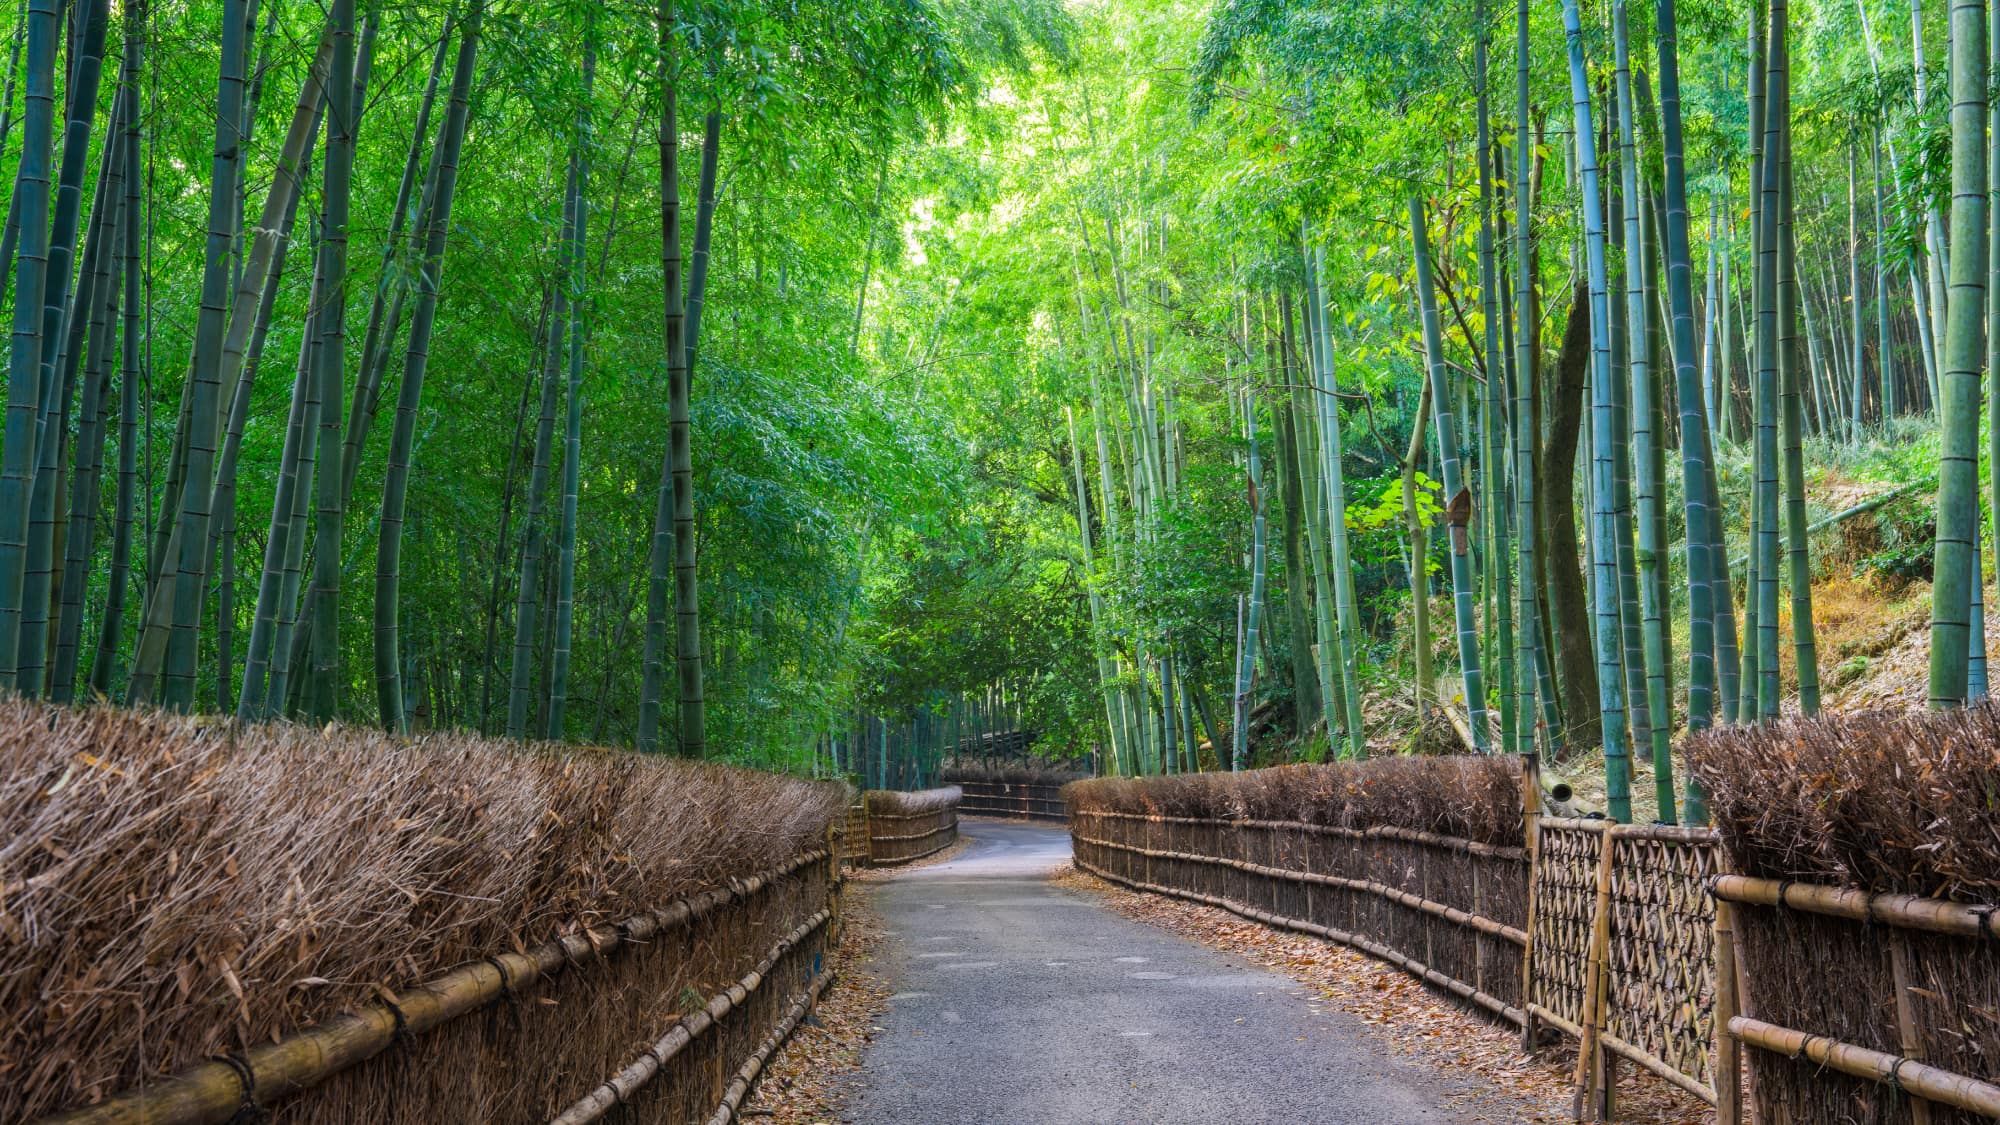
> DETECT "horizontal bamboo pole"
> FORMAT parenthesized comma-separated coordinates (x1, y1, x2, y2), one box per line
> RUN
(549, 909, 833, 1125)
(1526, 1001, 1587, 1042)
(1728, 1016, 2000, 1117)
(1711, 875, 1999, 941)
(1079, 810, 1528, 861)
(700, 967, 837, 1125)
(1075, 833, 1527, 945)
(869, 824, 958, 843)
(1075, 856, 1526, 1026)
(40, 851, 830, 1125)
(1598, 1031, 1718, 1105)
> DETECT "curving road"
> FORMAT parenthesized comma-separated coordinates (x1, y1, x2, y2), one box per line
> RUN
(840, 819, 1480, 1123)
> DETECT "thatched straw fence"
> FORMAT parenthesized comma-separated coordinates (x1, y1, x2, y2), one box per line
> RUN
(1690, 705, 2000, 1125)
(1068, 756, 1728, 1121)
(0, 702, 845, 1124)
(864, 787, 961, 864)
(940, 765, 1081, 823)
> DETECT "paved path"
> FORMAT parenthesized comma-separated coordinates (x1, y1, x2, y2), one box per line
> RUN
(841, 819, 1476, 1124)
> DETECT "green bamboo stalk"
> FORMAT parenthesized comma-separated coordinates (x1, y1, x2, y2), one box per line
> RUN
(1775, 57, 1819, 716)
(1989, 0, 2000, 690)
(1409, 194, 1489, 751)
(1929, 0, 1989, 708)
(375, 4, 482, 733)
(1066, 405, 1126, 775)
(1751, 0, 1785, 721)
(1475, 0, 1515, 757)
(299, 0, 356, 721)
(505, 172, 578, 739)
(1511, 0, 1548, 758)
(16, 0, 108, 696)
(1616, 3, 1672, 817)
(1232, 381, 1267, 772)
(91, 38, 144, 699)
(1563, 0, 1631, 821)
(545, 21, 592, 740)
(1295, 267, 1347, 749)
(1606, 121, 1646, 764)
(145, 0, 241, 709)
(51, 97, 128, 703)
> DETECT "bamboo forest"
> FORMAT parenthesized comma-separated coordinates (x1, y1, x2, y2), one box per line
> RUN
(1, 0, 1997, 808)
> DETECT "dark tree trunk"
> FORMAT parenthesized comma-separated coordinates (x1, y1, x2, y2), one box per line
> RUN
(1540, 277, 1600, 749)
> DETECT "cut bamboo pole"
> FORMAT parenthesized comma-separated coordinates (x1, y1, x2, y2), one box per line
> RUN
(1727, 1016, 2000, 1117)
(1888, 932, 1937, 1125)
(1713, 899, 1743, 1125)
(1572, 824, 1618, 1121)
(1710, 874, 2000, 940)
(1521, 753, 1545, 1052)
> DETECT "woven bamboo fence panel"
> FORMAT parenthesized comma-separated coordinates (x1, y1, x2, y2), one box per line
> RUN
(956, 780, 1067, 822)
(864, 788, 961, 865)
(1600, 828, 1722, 1106)
(1528, 820, 1605, 1038)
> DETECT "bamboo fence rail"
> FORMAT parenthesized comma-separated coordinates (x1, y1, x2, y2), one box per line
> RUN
(35, 850, 836, 1125)
(956, 779, 1067, 822)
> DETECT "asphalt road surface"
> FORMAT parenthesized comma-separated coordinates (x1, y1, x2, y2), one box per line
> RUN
(840, 819, 1478, 1124)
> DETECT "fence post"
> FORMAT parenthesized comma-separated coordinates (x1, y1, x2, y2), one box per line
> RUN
(1713, 897, 1742, 1125)
(1520, 753, 1544, 1052)
(1572, 825, 1618, 1122)
(1888, 931, 1936, 1125)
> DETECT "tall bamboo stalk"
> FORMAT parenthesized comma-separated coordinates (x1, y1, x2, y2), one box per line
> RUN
(1475, 0, 1515, 756)
(545, 23, 593, 739)
(1232, 382, 1267, 772)
(1410, 195, 1489, 751)
(1563, 0, 1631, 820)
(1929, 0, 1989, 708)
(375, 5, 483, 732)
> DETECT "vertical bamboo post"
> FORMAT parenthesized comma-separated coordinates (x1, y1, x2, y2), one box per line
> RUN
(1712, 897, 1742, 1125)
(1573, 825, 1619, 1120)
(1888, 931, 1935, 1125)
(1473, 859, 1487, 998)
(1521, 752, 1544, 1051)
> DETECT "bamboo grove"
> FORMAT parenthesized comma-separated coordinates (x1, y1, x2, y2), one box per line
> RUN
(856, 0, 2000, 816)
(0, 0, 1992, 795)
(0, 0, 1087, 767)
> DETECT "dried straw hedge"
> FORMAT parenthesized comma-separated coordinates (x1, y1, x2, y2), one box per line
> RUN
(0, 701, 843, 1123)
(1689, 706, 2000, 1125)
(864, 785, 963, 818)
(864, 787, 961, 864)
(1065, 756, 1525, 847)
